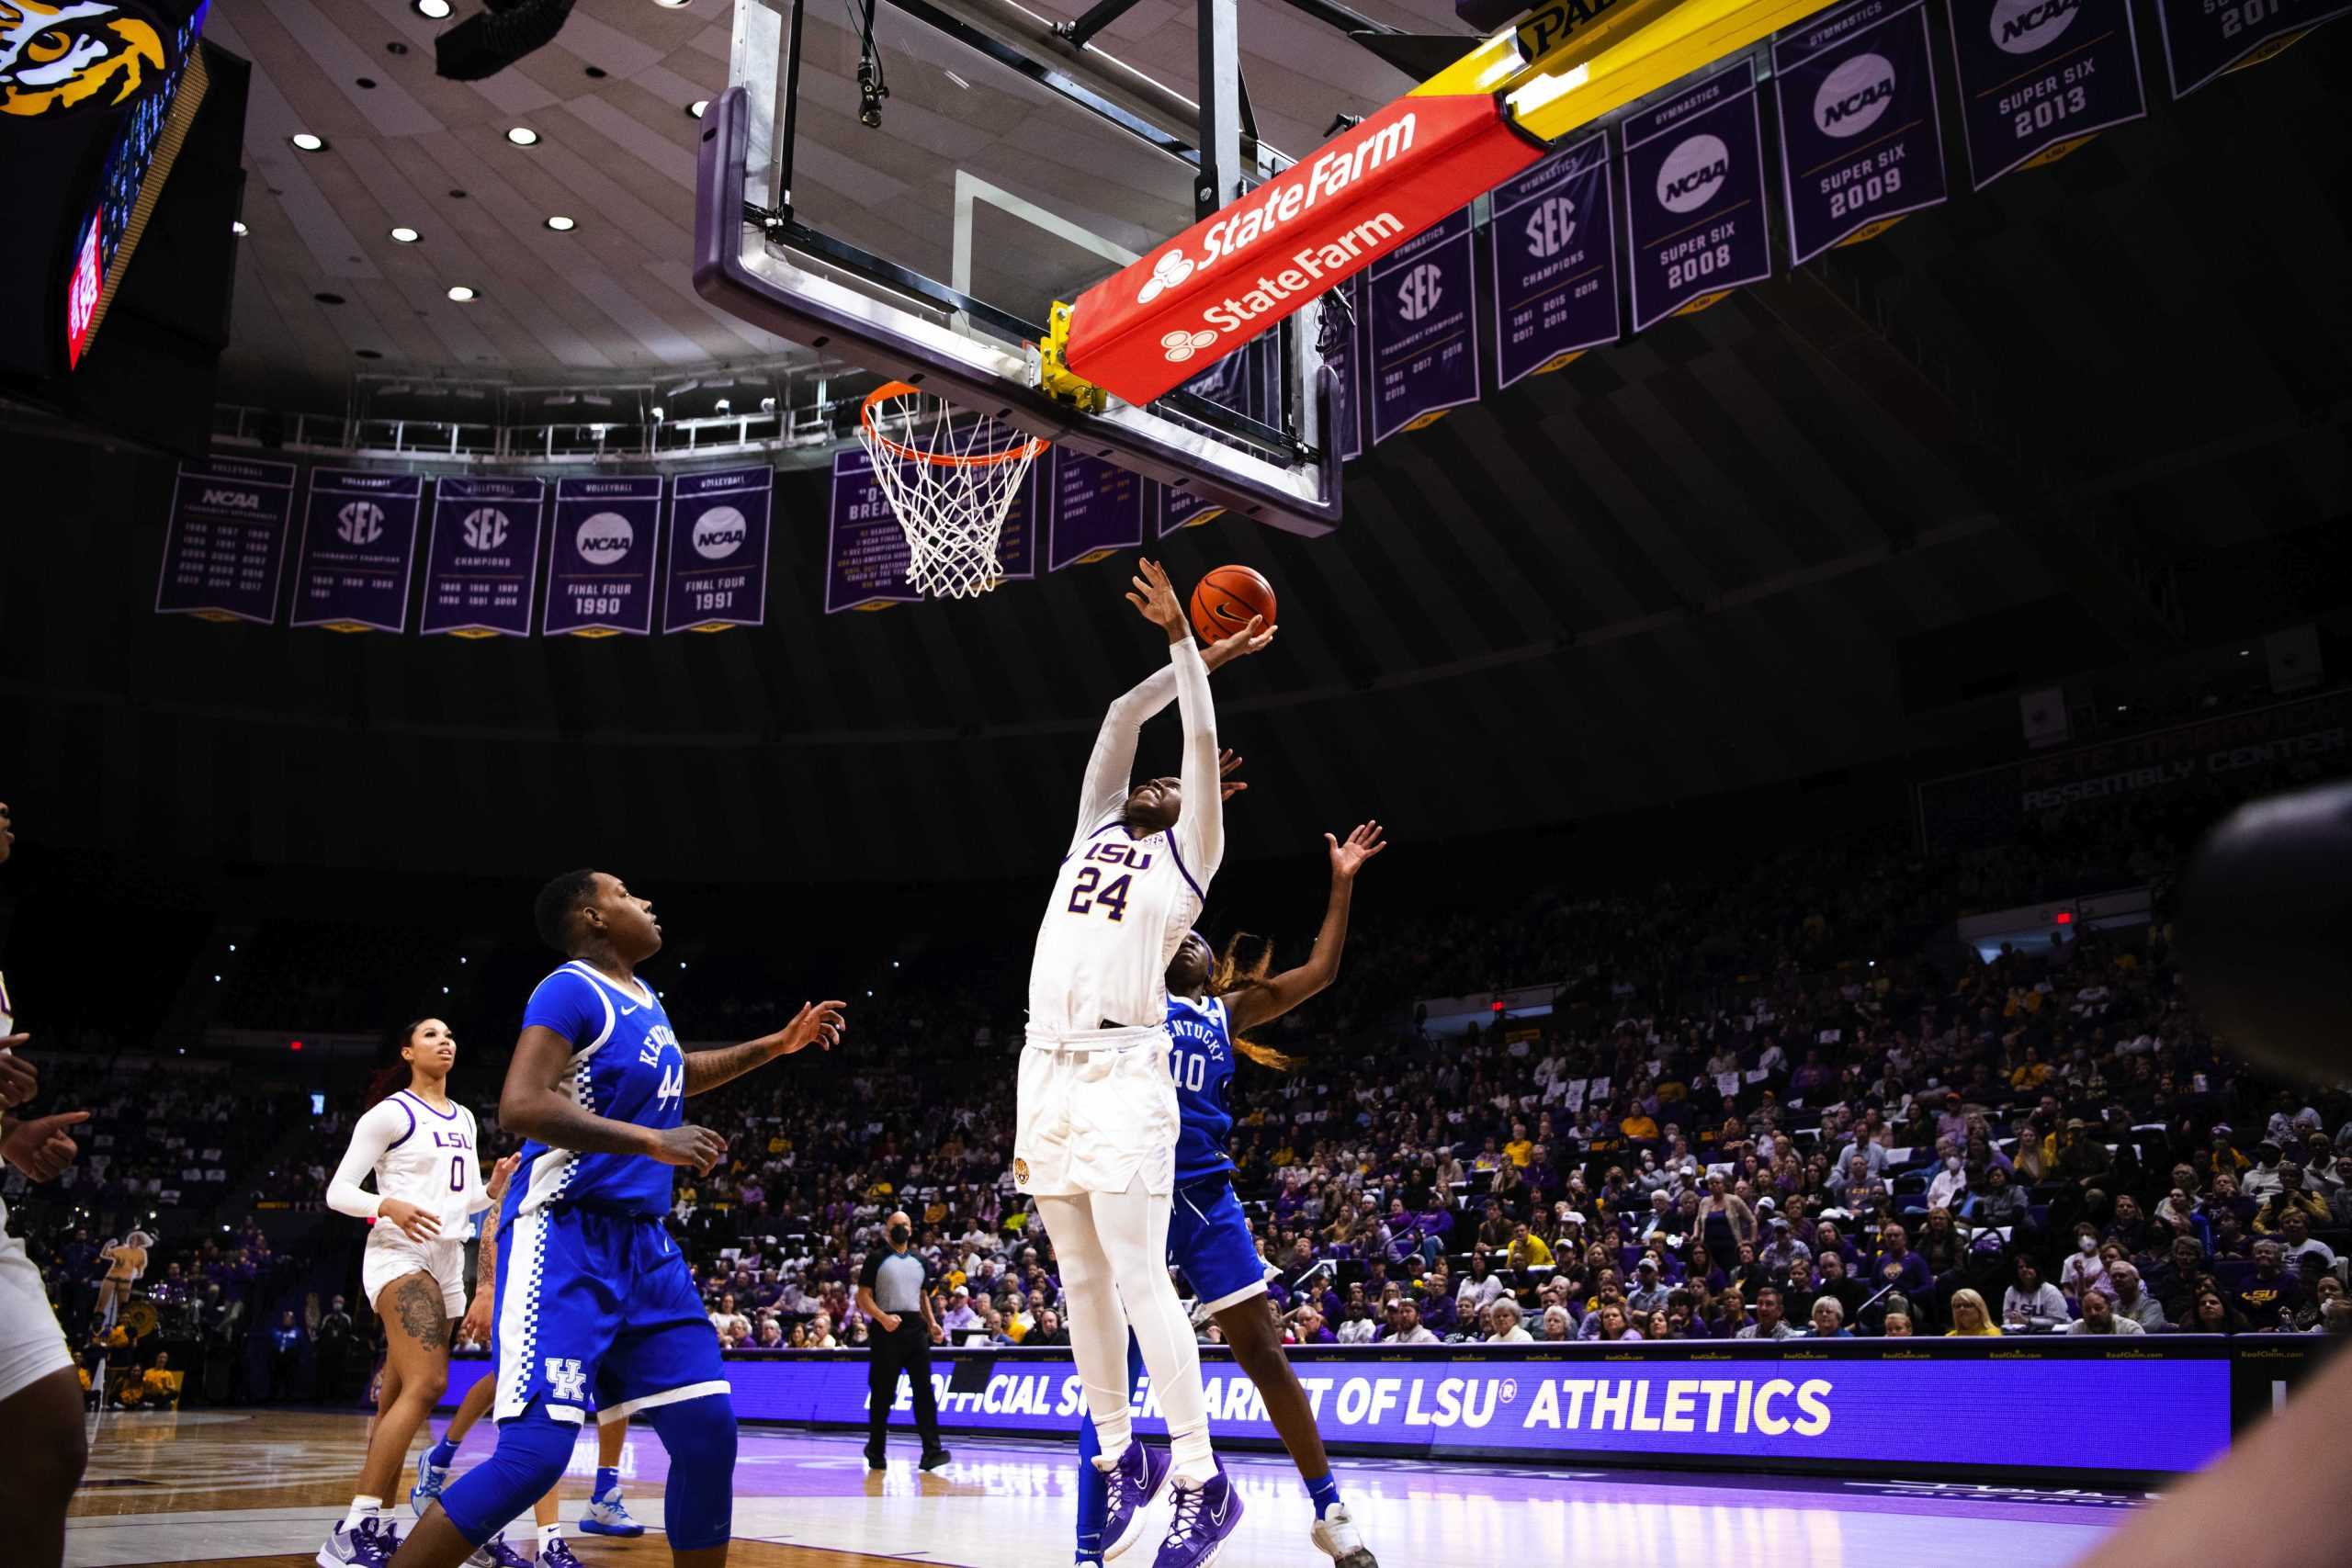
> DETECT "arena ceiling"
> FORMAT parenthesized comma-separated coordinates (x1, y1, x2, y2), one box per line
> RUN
(3, 6, 2346, 886)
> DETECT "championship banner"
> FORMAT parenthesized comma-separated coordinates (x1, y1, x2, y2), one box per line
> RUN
(289, 469, 424, 635)
(155, 456, 295, 624)
(1368, 209, 1480, 444)
(1489, 131, 1620, 390)
(994, 444, 1040, 582)
(545, 475, 662, 637)
(1329, 275, 1366, 463)
(2155, 0, 2349, 96)
(1622, 62, 1773, 334)
(1047, 448, 1147, 570)
(421, 477, 544, 639)
(1772, 0, 1949, 265)
(1948, 0, 2145, 189)
(1158, 481, 1226, 536)
(824, 448, 922, 614)
(663, 467, 772, 634)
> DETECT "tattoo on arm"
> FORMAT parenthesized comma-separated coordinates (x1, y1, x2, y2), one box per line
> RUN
(682, 1039, 777, 1098)
(395, 1273, 451, 1351)
(478, 1205, 502, 1297)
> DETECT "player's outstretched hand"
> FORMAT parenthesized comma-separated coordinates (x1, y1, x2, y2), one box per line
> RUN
(485, 1152, 522, 1201)
(1202, 614, 1275, 670)
(767, 1000, 848, 1058)
(0, 1035, 38, 1110)
(1, 1109, 88, 1182)
(651, 1122, 729, 1176)
(1125, 558, 1187, 640)
(1219, 750, 1247, 803)
(1328, 820, 1386, 881)
(379, 1198, 444, 1244)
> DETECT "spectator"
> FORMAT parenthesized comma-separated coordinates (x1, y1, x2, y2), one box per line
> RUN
(2065, 1290, 2144, 1337)
(1735, 1286, 1796, 1341)
(1695, 1174, 1755, 1273)
(2290, 1275, 2346, 1334)
(1506, 1223, 1553, 1271)
(1539, 1305, 1574, 1342)
(1946, 1290, 2000, 1337)
(942, 1285, 982, 1337)
(2273, 1210, 2337, 1278)
(1882, 1310, 1915, 1337)
(2002, 1259, 2069, 1332)
(708, 1292, 752, 1343)
(2254, 1165, 2330, 1235)
(1589, 1303, 1642, 1342)
(1487, 1301, 1533, 1344)
(2107, 1263, 2167, 1334)
(1870, 1222, 1930, 1299)
(1975, 1164, 2027, 1230)
(268, 1310, 304, 1400)
(2060, 1224, 2111, 1303)
(1385, 1300, 1439, 1346)
(1927, 1149, 1969, 1213)
(1626, 1258, 1669, 1315)
(2233, 1241, 2303, 1331)
(2191, 1289, 2247, 1335)
(1806, 1297, 1850, 1338)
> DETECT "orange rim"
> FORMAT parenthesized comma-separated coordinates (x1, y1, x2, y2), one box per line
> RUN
(860, 381, 1048, 468)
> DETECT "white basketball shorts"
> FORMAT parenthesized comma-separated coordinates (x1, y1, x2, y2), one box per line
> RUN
(363, 1227, 468, 1319)
(1013, 1024, 1178, 1199)
(0, 1200, 74, 1402)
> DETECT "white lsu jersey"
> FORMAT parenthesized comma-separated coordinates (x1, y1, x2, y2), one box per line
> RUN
(326, 1090, 487, 1236)
(1029, 819, 1205, 1033)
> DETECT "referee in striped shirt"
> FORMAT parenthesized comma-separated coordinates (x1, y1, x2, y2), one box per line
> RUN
(857, 1210, 950, 1471)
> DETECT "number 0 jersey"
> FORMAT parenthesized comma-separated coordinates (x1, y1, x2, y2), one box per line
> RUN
(1167, 993, 1237, 1185)
(514, 961, 686, 1216)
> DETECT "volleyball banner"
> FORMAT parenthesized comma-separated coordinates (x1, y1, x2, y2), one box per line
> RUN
(421, 477, 544, 639)
(1773, 0, 1949, 265)
(289, 469, 424, 635)
(1947, 0, 2145, 189)
(1489, 131, 1620, 390)
(824, 448, 922, 614)
(1368, 208, 1481, 444)
(1622, 62, 1773, 333)
(663, 467, 771, 634)
(2154, 0, 2350, 96)
(545, 475, 663, 637)
(155, 456, 295, 624)
(1047, 448, 1148, 571)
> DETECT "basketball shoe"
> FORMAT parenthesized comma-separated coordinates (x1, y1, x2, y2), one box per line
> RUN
(1153, 1463, 1241, 1568)
(1100, 1440, 1170, 1559)
(1310, 1502, 1378, 1567)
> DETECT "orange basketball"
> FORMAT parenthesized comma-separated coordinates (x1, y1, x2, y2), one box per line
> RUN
(1189, 565, 1276, 645)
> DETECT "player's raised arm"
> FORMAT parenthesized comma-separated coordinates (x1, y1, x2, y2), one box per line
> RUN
(1227, 821, 1385, 1035)
(681, 999, 848, 1096)
(1125, 559, 1272, 877)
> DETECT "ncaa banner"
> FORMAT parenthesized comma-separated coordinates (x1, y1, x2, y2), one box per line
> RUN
(421, 477, 544, 638)
(824, 448, 922, 613)
(1489, 130, 1619, 390)
(1368, 209, 1480, 444)
(1047, 448, 1147, 571)
(289, 469, 424, 634)
(155, 456, 295, 624)
(1622, 62, 1773, 334)
(1773, 0, 1949, 265)
(663, 467, 772, 634)
(1948, 0, 2145, 189)
(545, 475, 662, 637)
(2155, 0, 2349, 96)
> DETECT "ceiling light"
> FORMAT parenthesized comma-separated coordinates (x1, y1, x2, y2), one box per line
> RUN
(289, 131, 327, 152)
(650, 405, 664, 421)
(447, 285, 478, 302)
(655, 0, 693, 8)
(505, 126, 539, 147)
(715, 398, 731, 412)
(544, 214, 576, 231)
(413, 0, 452, 16)
(231, 220, 247, 236)
(390, 225, 421, 243)
(687, 98, 708, 118)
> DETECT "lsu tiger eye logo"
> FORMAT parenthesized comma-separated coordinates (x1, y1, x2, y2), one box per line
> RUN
(1, 0, 172, 119)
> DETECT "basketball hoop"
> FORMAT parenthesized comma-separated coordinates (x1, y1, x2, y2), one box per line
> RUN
(858, 381, 1047, 599)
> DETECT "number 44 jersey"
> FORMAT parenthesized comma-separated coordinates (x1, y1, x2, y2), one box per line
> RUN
(514, 960, 688, 1216)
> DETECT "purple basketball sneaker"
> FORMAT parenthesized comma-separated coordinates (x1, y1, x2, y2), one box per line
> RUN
(315, 1516, 399, 1568)
(1154, 1464, 1242, 1568)
(1101, 1440, 1172, 1560)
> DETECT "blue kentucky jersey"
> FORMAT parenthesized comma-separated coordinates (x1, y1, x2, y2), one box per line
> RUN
(1167, 994, 1237, 1185)
(513, 960, 685, 1216)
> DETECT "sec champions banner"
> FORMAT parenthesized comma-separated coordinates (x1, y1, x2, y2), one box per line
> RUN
(156, 456, 295, 624)
(546, 476, 663, 637)
(289, 469, 424, 634)
(1622, 62, 1773, 334)
(1773, 0, 1949, 265)
(422, 477, 544, 638)
(1949, 0, 2146, 189)
(1489, 131, 1619, 389)
(2155, 0, 2350, 96)
(1368, 209, 1481, 443)
(663, 467, 771, 634)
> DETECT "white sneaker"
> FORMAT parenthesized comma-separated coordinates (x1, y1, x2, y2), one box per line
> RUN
(1310, 1502, 1378, 1568)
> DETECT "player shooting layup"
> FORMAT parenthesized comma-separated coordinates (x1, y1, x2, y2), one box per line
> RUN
(1019, 559, 1272, 1568)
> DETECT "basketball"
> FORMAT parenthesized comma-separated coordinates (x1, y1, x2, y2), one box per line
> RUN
(1189, 565, 1277, 644)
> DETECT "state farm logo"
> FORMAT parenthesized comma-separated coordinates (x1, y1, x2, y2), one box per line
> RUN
(1524, 196, 1578, 259)
(1657, 134, 1730, 213)
(460, 507, 509, 550)
(1991, 0, 2078, 53)
(1160, 328, 1216, 364)
(691, 505, 747, 560)
(1137, 250, 1193, 304)
(335, 501, 384, 546)
(1396, 264, 1444, 321)
(1815, 53, 1895, 138)
(576, 513, 634, 566)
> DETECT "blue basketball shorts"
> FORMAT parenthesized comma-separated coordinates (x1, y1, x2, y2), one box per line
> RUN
(1168, 1175, 1267, 1314)
(492, 1204, 725, 1427)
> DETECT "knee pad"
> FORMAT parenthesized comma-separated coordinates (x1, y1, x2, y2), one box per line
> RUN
(437, 1411, 576, 1546)
(647, 1392, 738, 1551)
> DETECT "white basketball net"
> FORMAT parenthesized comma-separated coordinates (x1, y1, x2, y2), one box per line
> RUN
(859, 382, 1047, 600)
